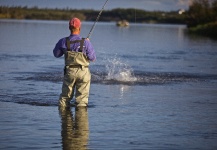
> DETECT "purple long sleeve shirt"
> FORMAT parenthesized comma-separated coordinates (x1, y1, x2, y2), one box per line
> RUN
(53, 34, 96, 61)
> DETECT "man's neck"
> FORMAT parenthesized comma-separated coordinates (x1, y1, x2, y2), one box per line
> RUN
(71, 31, 80, 35)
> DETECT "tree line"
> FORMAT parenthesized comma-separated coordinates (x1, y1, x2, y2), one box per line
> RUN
(0, 6, 185, 24)
(187, 0, 217, 27)
(186, 0, 217, 38)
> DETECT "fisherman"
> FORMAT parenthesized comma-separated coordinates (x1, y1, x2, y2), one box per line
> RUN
(53, 17, 96, 107)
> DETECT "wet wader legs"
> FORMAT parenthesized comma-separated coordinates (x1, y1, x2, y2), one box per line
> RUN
(75, 68, 91, 106)
(59, 67, 91, 107)
(59, 71, 76, 107)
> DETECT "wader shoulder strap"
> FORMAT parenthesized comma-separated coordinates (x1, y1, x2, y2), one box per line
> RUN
(66, 37, 85, 52)
(79, 38, 85, 52)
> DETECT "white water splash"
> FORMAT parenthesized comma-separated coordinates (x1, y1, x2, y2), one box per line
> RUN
(105, 57, 137, 82)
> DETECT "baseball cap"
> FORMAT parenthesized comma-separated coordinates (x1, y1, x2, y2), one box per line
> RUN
(69, 18, 81, 28)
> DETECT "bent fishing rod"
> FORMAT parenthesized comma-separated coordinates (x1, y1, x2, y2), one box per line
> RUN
(86, 0, 109, 39)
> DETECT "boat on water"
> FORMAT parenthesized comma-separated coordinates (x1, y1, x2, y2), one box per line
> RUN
(116, 20, 129, 27)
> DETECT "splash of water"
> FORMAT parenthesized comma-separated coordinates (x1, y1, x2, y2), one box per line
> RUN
(105, 57, 137, 82)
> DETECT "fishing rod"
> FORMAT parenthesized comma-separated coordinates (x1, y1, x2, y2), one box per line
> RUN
(86, 0, 109, 39)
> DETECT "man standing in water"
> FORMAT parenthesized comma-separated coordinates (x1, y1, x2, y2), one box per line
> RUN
(53, 17, 96, 107)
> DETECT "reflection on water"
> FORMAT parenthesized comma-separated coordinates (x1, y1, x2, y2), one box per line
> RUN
(119, 85, 131, 100)
(59, 107, 89, 150)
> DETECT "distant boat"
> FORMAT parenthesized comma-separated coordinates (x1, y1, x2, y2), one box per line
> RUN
(116, 20, 129, 27)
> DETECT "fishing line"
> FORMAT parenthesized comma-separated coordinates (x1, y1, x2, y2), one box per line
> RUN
(86, 0, 109, 39)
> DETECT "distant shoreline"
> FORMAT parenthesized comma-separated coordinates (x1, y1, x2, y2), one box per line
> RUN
(1, 6, 216, 39)
(0, 6, 186, 24)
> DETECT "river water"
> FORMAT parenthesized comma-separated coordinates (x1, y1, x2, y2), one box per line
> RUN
(0, 19, 217, 149)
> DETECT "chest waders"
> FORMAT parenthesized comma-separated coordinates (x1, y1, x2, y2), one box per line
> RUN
(64, 37, 90, 68)
(59, 37, 91, 107)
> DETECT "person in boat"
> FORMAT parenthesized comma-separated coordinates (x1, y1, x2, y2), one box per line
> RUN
(53, 17, 96, 107)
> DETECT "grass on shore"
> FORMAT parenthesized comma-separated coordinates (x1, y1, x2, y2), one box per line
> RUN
(189, 22, 217, 39)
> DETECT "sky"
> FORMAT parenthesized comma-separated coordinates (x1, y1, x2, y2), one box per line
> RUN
(0, 0, 193, 11)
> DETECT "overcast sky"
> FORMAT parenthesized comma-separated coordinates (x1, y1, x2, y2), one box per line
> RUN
(0, 0, 193, 11)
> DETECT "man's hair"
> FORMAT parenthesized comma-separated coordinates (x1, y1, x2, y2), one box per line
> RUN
(69, 26, 80, 32)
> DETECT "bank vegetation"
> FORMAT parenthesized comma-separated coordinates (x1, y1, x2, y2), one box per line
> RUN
(186, 0, 217, 38)
(0, 6, 185, 24)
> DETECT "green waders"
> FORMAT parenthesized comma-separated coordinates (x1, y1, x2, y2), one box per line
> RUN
(59, 37, 91, 107)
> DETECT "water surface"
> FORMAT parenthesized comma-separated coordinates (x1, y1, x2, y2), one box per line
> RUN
(0, 19, 217, 149)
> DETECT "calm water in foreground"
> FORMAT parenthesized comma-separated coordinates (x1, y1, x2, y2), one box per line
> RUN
(0, 19, 217, 150)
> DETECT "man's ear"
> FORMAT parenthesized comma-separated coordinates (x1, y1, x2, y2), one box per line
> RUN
(69, 26, 72, 31)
